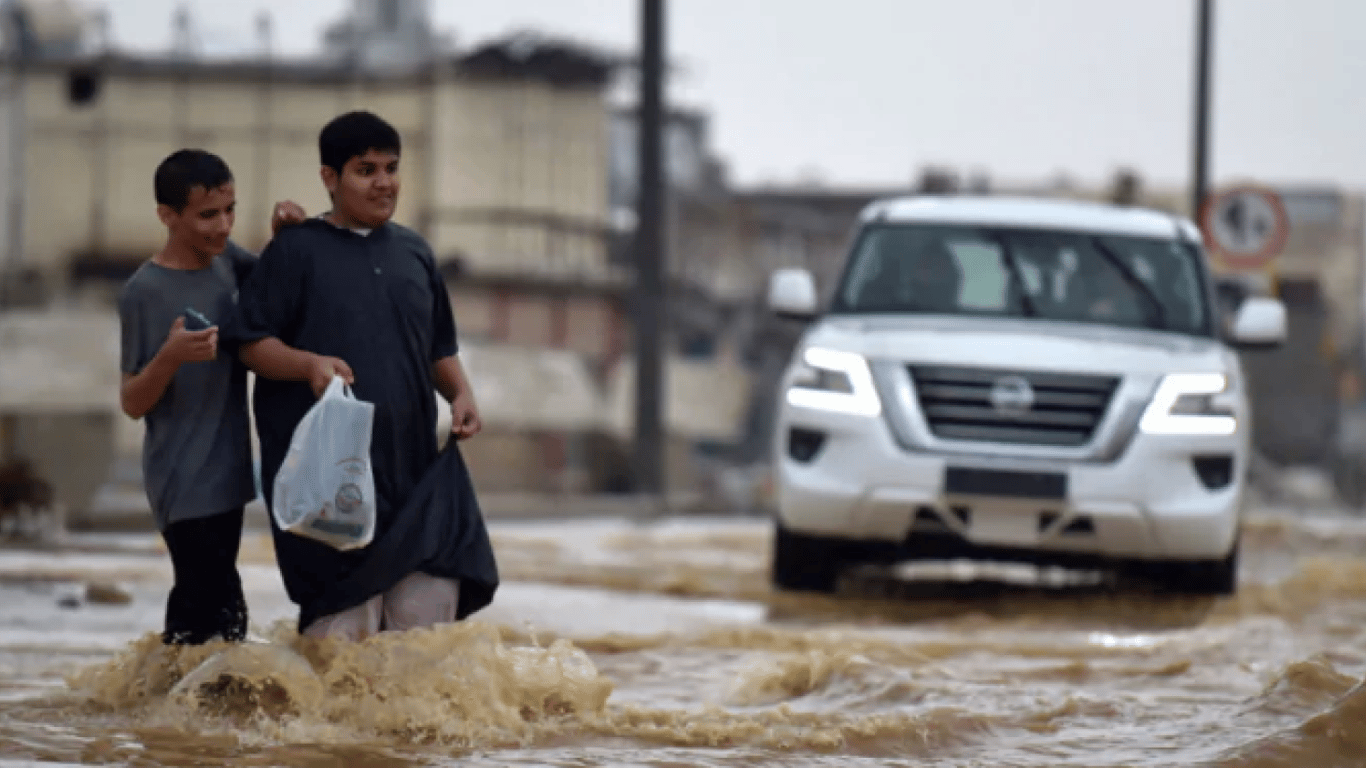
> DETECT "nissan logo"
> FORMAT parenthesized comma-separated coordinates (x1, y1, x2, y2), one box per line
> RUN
(988, 375, 1035, 416)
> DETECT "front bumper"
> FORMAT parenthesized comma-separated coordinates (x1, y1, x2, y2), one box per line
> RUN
(775, 400, 1245, 563)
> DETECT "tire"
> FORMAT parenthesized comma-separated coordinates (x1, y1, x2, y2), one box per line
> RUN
(1331, 455, 1366, 509)
(771, 523, 843, 593)
(1148, 541, 1239, 596)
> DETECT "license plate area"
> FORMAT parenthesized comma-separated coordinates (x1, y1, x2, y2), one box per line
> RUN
(944, 466, 1067, 500)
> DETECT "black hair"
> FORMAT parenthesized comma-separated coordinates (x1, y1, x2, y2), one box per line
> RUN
(153, 149, 233, 212)
(319, 110, 402, 173)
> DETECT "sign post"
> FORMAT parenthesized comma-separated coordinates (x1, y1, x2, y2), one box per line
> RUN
(1199, 185, 1290, 295)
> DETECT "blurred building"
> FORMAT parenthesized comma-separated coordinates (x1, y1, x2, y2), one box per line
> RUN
(321, 0, 454, 71)
(1227, 188, 1366, 469)
(0, 0, 95, 60)
(608, 105, 726, 217)
(0, 37, 618, 301)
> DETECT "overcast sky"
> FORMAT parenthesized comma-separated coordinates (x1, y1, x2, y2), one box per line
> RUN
(100, 0, 1365, 192)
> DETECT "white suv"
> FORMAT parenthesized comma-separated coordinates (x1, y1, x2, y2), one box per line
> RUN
(766, 196, 1287, 595)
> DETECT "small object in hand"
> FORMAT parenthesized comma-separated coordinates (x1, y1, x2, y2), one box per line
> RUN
(183, 307, 213, 331)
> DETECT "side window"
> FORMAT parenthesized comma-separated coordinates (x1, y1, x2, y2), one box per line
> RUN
(1094, 237, 1206, 331)
(1160, 244, 1205, 329)
(840, 231, 888, 307)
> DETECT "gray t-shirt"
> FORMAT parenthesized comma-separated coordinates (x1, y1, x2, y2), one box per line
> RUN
(117, 242, 257, 530)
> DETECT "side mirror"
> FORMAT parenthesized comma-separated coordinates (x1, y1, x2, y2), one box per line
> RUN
(1230, 296, 1287, 349)
(767, 268, 818, 320)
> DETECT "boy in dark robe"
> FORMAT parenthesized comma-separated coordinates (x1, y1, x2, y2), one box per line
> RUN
(234, 111, 498, 640)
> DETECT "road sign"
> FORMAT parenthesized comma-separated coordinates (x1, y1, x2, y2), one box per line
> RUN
(1199, 186, 1290, 272)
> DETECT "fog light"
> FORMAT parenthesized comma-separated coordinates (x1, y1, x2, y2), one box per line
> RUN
(787, 428, 826, 463)
(1192, 455, 1235, 490)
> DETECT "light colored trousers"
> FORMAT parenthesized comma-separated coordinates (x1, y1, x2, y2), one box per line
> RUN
(302, 572, 461, 641)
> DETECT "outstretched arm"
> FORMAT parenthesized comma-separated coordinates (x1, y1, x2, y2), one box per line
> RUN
(231, 221, 350, 398)
(434, 355, 481, 439)
(241, 338, 353, 398)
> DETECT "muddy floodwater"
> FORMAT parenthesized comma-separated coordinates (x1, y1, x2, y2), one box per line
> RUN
(3, 512, 1366, 767)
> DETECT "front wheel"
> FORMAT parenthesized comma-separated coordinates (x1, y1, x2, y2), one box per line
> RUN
(1140, 542, 1239, 596)
(771, 523, 842, 593)
(770, 523, 898, 593)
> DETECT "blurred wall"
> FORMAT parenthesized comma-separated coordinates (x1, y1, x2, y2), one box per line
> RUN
(4, 53, 613, 292)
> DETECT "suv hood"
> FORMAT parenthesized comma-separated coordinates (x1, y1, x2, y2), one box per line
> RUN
(807, 315, 1234, 377)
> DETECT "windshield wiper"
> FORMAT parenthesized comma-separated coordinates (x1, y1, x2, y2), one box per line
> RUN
(1090, 237, 1168, 330)
(987, 234, 1038, 317)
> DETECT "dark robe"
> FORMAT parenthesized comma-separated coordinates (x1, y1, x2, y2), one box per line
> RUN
(233, 218, 498, 631)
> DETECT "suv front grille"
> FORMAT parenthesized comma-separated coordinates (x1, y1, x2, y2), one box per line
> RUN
(908, 364, 1119, 447)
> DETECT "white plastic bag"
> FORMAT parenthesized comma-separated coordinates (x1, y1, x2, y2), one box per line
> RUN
(271, 375, 377, 550)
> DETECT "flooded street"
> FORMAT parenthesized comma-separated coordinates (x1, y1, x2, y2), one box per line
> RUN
(3, 511, 1366, 767)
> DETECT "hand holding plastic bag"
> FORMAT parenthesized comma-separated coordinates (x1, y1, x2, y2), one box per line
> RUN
(272, 375, 376, 550)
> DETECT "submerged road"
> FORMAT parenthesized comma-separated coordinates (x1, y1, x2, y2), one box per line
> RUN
(0, 512, 1364, 767)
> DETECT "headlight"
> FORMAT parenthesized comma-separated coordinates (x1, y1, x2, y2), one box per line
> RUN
(784, 347, 881, 416)
(1139, 373, 1237, 436)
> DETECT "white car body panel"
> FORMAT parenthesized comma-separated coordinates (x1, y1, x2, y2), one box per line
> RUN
(861, 195, 1204, 241)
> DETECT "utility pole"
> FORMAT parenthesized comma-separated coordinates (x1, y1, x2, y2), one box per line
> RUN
(1190, 0, 1214, 219)
(633, 0, 667, 501)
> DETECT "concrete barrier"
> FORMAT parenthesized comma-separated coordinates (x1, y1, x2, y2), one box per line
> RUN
(1, 310, 122, 526)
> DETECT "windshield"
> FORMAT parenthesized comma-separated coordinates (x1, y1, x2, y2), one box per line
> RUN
(830, 224, 1213, 336)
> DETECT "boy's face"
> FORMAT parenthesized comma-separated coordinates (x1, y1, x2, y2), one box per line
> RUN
(324, 149, 400, 228)
(158, 182, 236, 258)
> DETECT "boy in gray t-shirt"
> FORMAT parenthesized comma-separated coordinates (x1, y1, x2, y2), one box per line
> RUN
(118, 148, 305, 645)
